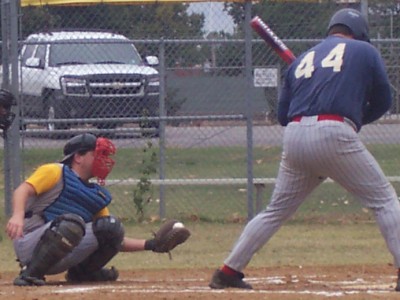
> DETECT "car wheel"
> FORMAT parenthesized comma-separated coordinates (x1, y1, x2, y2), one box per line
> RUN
(96, 122, 118, 130)
(140, 120, 159, 138)
(47, 104, 70, 134)
(47, 106, 57, 131)
(139, 110, 159, 138)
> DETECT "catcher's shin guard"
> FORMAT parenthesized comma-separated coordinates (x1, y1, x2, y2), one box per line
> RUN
(14, 214, 85, 286)
(66, 215, 124, 282)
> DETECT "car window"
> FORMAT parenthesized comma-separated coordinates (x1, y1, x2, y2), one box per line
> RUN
(49, 40, 143, 67)
(35, 44, 46, 60)
(21, 44, 36, 66)
(35, 44, 46, 68)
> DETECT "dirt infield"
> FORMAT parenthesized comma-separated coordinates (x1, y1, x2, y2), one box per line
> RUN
(1, 265, 400, 299)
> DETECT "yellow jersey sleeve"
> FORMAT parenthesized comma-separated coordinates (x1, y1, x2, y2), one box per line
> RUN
(26, 163, 63, 195)
(95, 207, 110, 218)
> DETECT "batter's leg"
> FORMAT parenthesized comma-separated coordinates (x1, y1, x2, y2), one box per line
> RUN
(224, 158, 324, 272)
(329, 144, 400, 267)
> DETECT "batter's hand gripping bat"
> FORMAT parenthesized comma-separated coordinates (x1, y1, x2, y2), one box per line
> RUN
(250, 16, 296, 65)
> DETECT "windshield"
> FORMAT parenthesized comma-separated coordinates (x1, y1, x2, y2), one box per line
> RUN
(49, 40, 143, 67)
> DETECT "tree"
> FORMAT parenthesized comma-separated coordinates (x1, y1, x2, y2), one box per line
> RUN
(20, 6, 61, 38)
(367, 0, 400, 39)
(224, 1, 338, 39)
(224, 0, 400, 40)
(20, 4, 204, 39)
(17, 4, 205, 68)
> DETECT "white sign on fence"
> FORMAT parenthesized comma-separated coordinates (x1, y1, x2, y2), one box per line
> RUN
(253, 67, 278, 88)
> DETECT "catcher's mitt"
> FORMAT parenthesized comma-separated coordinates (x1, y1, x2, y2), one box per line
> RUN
(153, 219, 190, 255)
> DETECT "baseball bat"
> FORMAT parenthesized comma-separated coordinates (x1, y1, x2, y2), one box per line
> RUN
(250, 16, 296, 65)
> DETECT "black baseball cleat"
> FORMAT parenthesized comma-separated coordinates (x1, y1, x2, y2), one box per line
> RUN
(209, 269, 253, 289)
(395, 270, 400, 291)
(13, 271, 45, 286)
(66, 266, 119, 283)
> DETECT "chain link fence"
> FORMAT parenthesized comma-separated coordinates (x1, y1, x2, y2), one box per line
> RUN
(2, 0, 400, 223)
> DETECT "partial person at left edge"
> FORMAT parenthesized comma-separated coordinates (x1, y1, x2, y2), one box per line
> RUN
(0, 88, 16, 131)
(5, 133, 190, 286)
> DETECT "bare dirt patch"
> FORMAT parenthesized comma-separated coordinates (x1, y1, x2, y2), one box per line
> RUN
(0, 265, 399, 299)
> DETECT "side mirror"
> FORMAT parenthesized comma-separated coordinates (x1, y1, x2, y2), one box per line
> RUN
(25, 57, 42, 68)
(144, 56, 159, 67)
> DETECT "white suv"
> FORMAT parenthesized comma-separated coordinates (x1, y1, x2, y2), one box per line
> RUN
(18, 30, 160, 130)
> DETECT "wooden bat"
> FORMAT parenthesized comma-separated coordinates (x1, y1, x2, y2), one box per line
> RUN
(250, 16, 296, 65)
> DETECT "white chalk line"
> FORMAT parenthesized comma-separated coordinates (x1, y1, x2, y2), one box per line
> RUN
(45, 274, 396, 297)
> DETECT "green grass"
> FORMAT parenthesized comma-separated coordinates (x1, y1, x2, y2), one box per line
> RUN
(1, 144, 400, 222)
(97, 221, 395, 270)
(12, 146, 279, 179)
(368, 144, 400, 176)
(6, 143, 400, 179)
(0, 144, 398, 273)
(0, 221, 391, 272)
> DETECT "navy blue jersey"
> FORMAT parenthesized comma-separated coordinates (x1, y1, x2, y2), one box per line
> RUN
(278, 35, 392, 131)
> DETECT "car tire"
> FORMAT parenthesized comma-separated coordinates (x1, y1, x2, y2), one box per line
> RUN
(45, 95, 71, 139)
(47, 105, 70, 131)
(139, 108, 159, 138)
(96, 122, 118, 130)
(140, 120, 159, 138)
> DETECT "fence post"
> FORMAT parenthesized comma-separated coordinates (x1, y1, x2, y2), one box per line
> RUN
(255, 183, 265, 214)
(244, 0, 254, 220)
(360, 0, 368, 20)
(10, 0, 22, 199)
(158, 38, 166, 219)
(1, 0, 21, 216)
(1, 0, 11, 216)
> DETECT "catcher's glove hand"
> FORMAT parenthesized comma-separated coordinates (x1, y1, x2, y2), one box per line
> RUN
(153, 219, 191, 255)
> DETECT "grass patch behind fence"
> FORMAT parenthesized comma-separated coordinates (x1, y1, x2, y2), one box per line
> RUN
(10, 143, 400, 179)
(0, 144, 400, 222)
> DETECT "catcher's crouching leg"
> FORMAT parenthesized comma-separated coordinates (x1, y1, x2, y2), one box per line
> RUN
(14, 214, 85, 286)
(66, 215, 124, 283)
(145, 219, 191, 257)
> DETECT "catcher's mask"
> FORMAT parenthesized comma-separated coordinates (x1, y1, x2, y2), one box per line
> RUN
(0, 89, 16, 131)
(92, 137, 116, 186)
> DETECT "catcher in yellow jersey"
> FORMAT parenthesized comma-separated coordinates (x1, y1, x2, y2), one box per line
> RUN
(5, 133, 190, 286)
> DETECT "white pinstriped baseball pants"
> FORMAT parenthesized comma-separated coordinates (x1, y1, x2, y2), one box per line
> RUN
(224, 116, 400, 271)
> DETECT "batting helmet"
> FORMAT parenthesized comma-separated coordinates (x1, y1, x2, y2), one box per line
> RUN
(327, 8, 370, 42)
(0, 89, 16, 130)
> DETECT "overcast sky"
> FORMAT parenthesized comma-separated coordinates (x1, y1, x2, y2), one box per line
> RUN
(188, 2, 235, 34)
